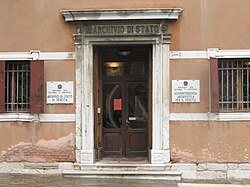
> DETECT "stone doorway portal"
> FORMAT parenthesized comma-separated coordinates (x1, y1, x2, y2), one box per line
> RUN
(61, 8, 182, 164)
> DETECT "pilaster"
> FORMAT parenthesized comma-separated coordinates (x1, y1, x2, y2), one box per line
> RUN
(149, 33, 171, 164)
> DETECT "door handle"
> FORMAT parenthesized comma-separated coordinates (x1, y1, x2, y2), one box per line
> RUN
(126, 119, 130, 128)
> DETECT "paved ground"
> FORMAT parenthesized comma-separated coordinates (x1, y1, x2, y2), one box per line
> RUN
(178, 184, 250, 187)
(0, 174, 250, 187)
(0, 174, 178, 187)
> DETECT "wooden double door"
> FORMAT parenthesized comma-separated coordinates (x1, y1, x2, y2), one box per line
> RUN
(102, 81, 148, 157)
(94, 45, 151, 159)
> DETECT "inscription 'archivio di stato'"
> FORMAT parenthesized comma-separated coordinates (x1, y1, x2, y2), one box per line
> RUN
(80, 24, 168, 35)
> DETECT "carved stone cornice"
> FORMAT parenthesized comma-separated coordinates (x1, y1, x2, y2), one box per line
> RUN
(61, 8, 182, 22)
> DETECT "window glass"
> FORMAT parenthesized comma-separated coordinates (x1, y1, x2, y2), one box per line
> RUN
(104, 61, 148, 77)
(127, 84, 148, 128)
(102, 45, 149, 78)
(5, 61, 30, 112)
(103, 84, 122, 128)
(218, 59, 250, 111)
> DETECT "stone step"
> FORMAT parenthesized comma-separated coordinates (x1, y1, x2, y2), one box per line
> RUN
(78, 163, 172, 171)
(63, 170, 181, 180)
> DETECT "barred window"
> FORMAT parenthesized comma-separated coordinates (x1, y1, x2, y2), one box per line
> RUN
(5, 61, 30, 112)
(218, 59, 250, 111)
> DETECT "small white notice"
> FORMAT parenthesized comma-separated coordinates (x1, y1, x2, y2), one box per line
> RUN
(172, 80, 200, 103)
(129, 117, 136, 121)
(47, 81, 74, 104)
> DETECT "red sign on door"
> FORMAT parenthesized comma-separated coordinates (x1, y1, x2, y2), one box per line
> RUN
(114, 99, 122, 110)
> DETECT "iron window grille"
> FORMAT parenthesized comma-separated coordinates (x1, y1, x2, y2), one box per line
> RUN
(218, 59, 250, 112)
(5, 61, 30, 112)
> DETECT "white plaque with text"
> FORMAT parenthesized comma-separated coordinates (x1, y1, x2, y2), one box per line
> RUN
(46, 81, 74, 104)
(172, 80, 200, 103)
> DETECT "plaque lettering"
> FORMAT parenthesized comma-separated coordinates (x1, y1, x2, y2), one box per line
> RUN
(82, 24, 164, 35)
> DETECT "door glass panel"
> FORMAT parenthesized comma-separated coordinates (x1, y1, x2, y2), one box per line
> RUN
(103, 84, 122, 129)
(127, 84, 148, 128)
(104, 61, 148, 77)
(102, 45, 149, 78)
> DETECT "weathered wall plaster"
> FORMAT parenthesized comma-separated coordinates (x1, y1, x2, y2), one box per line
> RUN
(0, 122, 75, 162)
(170, 121, 250, 163)
(44, 60, 75, 114)
(170, 59, 209, 113)
(1, 1, 249, 51)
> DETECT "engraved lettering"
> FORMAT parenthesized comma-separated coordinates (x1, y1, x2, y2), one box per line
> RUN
(83, 24, 162, 35)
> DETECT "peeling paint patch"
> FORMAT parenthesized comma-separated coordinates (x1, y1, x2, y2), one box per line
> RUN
(171, 147, 195, 163)
(171, 147, 217, 163)
(0, 133, 75, 162)
(36, 133, 74, 149)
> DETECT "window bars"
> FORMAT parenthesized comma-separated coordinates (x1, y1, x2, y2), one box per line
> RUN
(218, 59, 250, 112)
(5, 61, 30, 112)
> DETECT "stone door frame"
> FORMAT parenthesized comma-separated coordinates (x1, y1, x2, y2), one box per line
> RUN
(75, 35, 170, 164)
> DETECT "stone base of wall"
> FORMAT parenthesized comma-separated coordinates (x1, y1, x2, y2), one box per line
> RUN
(0, 162, 250, 182)
(171, 163, 250, 182)
(0, 162, 75, 174)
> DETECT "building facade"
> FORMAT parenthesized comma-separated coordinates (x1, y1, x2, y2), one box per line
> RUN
(0, 0, 250, 180)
